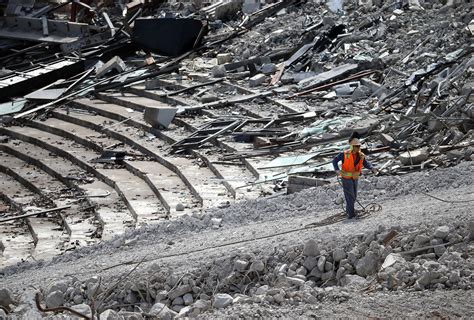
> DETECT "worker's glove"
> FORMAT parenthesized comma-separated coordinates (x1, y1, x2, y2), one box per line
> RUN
(335, 170, 341, 176)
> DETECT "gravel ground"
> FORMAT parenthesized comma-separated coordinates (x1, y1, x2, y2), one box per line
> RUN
(201, 289, 474, 319)
(0, 163, 472, 318)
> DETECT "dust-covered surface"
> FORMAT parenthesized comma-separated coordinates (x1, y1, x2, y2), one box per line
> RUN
(0, 0, 473, 318)
(0, 162, 472, 319)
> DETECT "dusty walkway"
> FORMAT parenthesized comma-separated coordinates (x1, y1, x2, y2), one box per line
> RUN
(1, 163, 472, 318)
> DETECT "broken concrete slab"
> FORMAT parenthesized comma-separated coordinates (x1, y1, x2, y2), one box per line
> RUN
(379, 133, 394, 147)
(249, 74, 267, 87)
(298, 64, 359, 91)
(25, 88, 66, 101)
(334, 81, 360, 96)
(399, 149, 429, 165)
(213, 293, 233, 309)
(287, 175, 330, 194)
(144, 106, 177, 129)
(242, 0, 261, 14)
(212, 65, 227, 78)
(96, 56, 126, 78)
(0, 16, 91, 44)
(261, 63, 277, 75)
(216, 53, 233, 65)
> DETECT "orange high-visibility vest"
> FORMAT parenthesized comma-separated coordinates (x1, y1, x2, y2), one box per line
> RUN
(341, 150, 364, 180)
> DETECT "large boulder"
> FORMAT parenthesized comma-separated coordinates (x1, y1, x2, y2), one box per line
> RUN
(434, 226, 450, 239)
(303, 240, 320, 256)
(100, 309, 124, 320)
(45, 291, 64, 308)
(341, 274, 368, 288)
(167, 285, 192, 300)
(71, 304, 92, 319)
(213, 293, 233, 309)
(399, 149, 429, 165)
(356, 251, 379, 277)
(149, 302, 177, 320)
(0, 288, 14, 307)
(333, 248, 347, 263)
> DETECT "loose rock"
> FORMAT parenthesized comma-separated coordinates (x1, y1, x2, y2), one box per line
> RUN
(214, 293, 233, 309)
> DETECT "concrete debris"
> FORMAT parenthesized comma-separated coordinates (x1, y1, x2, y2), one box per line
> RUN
(168, 285, 192, 300)
(234, 259, 249, 272)
(96, 56, 127, 78)
(0, 288, 14, 307)
(144, 106, 177, 129)
(212, 65, 227, 78)
(149, 302, 177, 319)
(399, 149, 429, 166)
(217, 53, 233, 65)
(45, 290, 64, 308)
(250, 260, 265, 272)
(249, 74, 267, 87)
(71, 303, 92, 318)
(213, 293, 233, 309)
(0, 0, 473, 318)
(3, 215, 473, 319)
(100, 309, 123, 320)
(303, 240, 320, 257)
(287, 175, 330, 194)
(356, 251, 379, 277)
(261, 63, 277, 75)
(434, 226, 450, 239)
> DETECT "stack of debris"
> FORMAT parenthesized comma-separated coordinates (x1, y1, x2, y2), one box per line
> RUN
(4, 221, 472, 318)
(167, 0, 473, 189)
(0, 0, 472, 192)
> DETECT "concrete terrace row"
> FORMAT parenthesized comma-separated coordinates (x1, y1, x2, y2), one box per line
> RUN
(0, 76, 292, 266)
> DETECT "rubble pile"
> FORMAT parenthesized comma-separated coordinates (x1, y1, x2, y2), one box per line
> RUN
(0, 0, 472, 185)
(202, 0, 473, 178)
(0, 0, 472, 318)
(2, 221, 471, 319)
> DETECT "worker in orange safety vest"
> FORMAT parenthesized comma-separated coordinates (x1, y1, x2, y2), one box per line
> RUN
(332, 133, 377, 219)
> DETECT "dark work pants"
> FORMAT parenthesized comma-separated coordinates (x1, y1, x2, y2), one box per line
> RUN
(342, 178, 358, 218)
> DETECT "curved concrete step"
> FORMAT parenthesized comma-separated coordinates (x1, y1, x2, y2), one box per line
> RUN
(127, 86, 262, 173)
(3, 123, 164, 225)
(28, 117, 171, 222)
(95, 94, 279, 198)
(54, 107, 255, 203)
(96, 91, 212, 133)
(0, 139, 133, 240)
(67, 99, 235, 208)
(50, 110, 199, 215)
(0, 193, 34, 268)
(137, 83, 306, 184)
(0, 143, 100, 246)
(87, 93, 260, 199)
(121, 88, 262, 198)
(0, 127, 142, 227)
(0, 169, 66, 262)
(0, 150, 96, 249)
